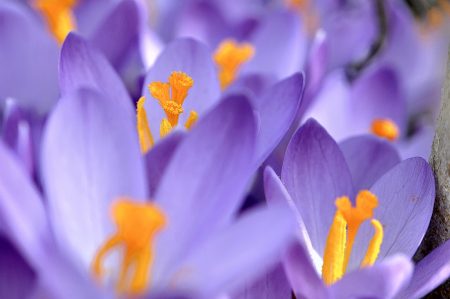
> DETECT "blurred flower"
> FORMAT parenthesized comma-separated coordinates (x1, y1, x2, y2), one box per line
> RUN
(138, 37, 304, 162)
(0, 84, 297, 297)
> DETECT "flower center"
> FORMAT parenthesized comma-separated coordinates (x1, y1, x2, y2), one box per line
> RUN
(213, 39, 255, 90)
(91, 198, 167, 295)
(34, 0, 77, 44)
(322, 190, 384, 285)
(137, 71, 197, 153)
(371, 118, 399, 141)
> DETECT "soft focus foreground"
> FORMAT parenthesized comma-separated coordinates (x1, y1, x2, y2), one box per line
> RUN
(0, 0, 449, 299)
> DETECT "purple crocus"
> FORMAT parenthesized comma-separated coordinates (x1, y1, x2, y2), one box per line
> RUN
(0, 82, 296, 298)
(137, 36, 304, 166)
(0, 0, 159, 114)
(259, 119, 450, 298)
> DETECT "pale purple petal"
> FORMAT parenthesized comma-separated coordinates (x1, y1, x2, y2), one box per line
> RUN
(0, 236, 36, 299)
(0, 2, 59, 114)
(265, 167, 323, 272)
(306, 67, 406, 141)
(59, 33, 134, 116)
(41, 88, 147, 269)
(0, 141, 49, 263)
(142, 38, 220, 142)
(254, 73, 304, 166)
(0, 139, 103, 299)
(339, 135, 401, 190)
(350, 158, 435, 268)
(232, 265, 292, 299)
(171, 205, 295, 297)
(153, 95, 256, 285)
(146, 131, 185, 197)
(283, 242, 328, 299)
(396, 240, 450, 299)
(330, 255, 413, 299)
(281, 119, 354, 255)
(242, 10, 307, 79)
(88, 0, 141, 69)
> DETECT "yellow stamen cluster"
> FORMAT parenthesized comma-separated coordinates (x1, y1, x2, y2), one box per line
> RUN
(137, 71, 198, 153)
(149, 71, 197, 133)
(34, 0, 77, 44)
(214, 39, 255, 90)
(371, 119, 399, 141)
(322, 190, 384, 285)
(92, 198, 167, 295)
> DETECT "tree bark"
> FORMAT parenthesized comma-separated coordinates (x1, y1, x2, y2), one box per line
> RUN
(416, 48, 450, 298)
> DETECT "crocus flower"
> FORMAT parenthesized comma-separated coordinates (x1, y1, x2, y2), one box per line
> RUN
(135, 35, 304, 165)
(0, 80, 296, 298)
(259, 119, 450, 298)
(0, 0, 159, 114)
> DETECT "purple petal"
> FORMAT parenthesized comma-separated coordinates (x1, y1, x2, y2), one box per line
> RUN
(396, 240, 450, 299)
(1, 99, 34, 175)
(339, 135, 401, 190)
(0, 140, 102, 299)
(0, 236, 36, 299)
(175, 0, 231, 47)
(89, 0, 141, 69)
(322, 1, 377, 70)
(351, 158, 435, 267)
(283, 242, 328, 299)
(171, 205, 295, 297)
(226, 73, 275, 99)
(242, 10, 307, 79)
(0, 141, 49, 263)
(254, 73, 304, 166)
(306, 67, 407, 141)
(281, 119, 354, 256)
(142, 38, 220, 142)
(88, 0, 147, 97)
(0, 2, 59, 114)
(59, 33, 134, 116)
(41, 88, 147, 268)
(330, 255, 413, 299)
(232, 265, 292, 299)
(145, 131, 185, 197)
(264, 167, 323, 271)
(153, 95, 256, 284)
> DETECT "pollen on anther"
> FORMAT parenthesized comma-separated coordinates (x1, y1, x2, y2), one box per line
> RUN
(371, 119, 399, 141)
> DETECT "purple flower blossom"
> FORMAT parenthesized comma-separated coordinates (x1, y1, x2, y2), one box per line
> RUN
(259, 119, 450, 299)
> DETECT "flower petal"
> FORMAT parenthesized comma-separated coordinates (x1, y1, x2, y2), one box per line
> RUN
(172, 205, 295, 297)
(145, 131, 185, 197)
(89, 0, 141, 69)
(41, 88, 147, 268)
(264, 167, 323, 272)
(306, 67, 406, 141)
(232, 265, 292, 299)
(351, 158, 435, 267)
(254, 73, 304, 166)
(0, 2, 58, 114)
(153, 95, 256, 283)
(395, 240, 450, 299)
(281, 119, 354, 255)
(242, 10, 307, 79)
(330, 255, 413, 299)
(0, 236, 36, 299)
(59, 33, 134, 116)
(339, 135, 401, 190)
(142, 38, 220, 142)
(284, 242, 328, 299)
(0, 141, 48, 262)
